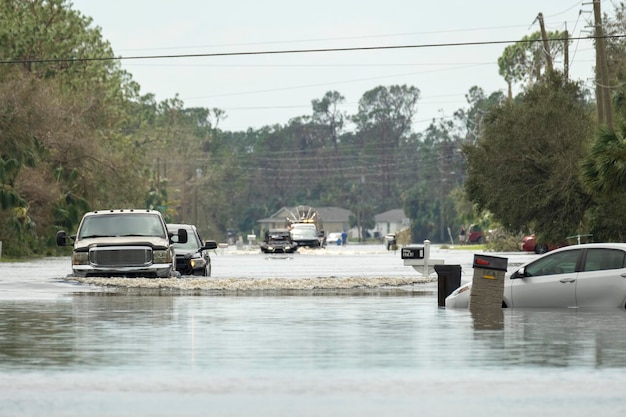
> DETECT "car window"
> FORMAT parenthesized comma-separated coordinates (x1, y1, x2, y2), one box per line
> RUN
(172, 229, 201, 250)
(583, 248, 626, 272)
(524, 249, 581, 277)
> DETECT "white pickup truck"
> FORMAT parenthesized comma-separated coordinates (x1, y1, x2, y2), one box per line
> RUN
(290, 223, 324, 248)
(56, 209, 187, 278)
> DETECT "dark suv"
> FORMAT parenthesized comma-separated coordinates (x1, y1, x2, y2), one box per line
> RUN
(261, 229, 298, 254)
(167, 223, 217, 276)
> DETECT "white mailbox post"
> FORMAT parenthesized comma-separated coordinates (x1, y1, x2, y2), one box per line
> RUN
(401, 240, 444, 276)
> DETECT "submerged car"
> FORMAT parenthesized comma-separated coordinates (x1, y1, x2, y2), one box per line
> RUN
(56, 209, 187, 278)
(167, 223, 217, 276)
(446, 243, 626, 309)
(261, 229, 298, 254)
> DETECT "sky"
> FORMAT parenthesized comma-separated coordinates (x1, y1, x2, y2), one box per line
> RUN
(69, 0, 606, 133)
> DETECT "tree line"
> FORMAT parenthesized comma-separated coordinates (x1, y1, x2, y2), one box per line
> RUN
(1, 0, 626, 257)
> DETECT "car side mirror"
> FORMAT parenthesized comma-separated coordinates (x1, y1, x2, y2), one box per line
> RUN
(512, 267, 525, 279)
(56, 230, 68, 246)
(203, 240, 218, 250)
(173, 228, 188, 244)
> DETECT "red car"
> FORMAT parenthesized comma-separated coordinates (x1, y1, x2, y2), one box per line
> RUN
(521, 235, 554, 254)
(467, 224, 483, 243)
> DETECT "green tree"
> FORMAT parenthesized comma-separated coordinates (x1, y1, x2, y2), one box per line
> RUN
(352, 85, 420, 208)
(580, 95, 626, 241)
(604, 2, 626, 85)
(498, 31, 566, 99)
(312, 90, 346, 150)
(0, 0, 147, 255)
(464, 72, 593, 242)
(453, 86, 505, 144)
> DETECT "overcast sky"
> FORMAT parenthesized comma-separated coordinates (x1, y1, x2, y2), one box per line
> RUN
(70, 0, 603, 133)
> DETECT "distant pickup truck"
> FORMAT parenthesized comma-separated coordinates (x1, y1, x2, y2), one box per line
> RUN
(290, 223, 324, 248)
(56, 209, 187, 278)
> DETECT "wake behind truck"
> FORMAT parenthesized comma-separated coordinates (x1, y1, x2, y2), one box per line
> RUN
(286, 205, 325, 248)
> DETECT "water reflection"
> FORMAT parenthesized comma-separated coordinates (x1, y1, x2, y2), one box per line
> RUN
(0, 301, 76, 368)
(503, 309, 626, 368)
(2, 293, 626, 373)
(471, 306, 504, 330)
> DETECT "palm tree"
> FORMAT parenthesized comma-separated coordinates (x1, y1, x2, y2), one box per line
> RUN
(581, 118, 626, 195)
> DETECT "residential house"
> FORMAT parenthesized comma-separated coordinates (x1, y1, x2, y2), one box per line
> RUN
(371, 209, 410, 238)
(257, 206, 353, 235)
(258, 206, 409, 241)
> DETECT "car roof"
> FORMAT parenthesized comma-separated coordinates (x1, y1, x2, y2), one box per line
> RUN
(84, 209, 161, 216)
(514, 242, 626, 271)
(551, 242, 626, 252)
(166, 223, 196, 231)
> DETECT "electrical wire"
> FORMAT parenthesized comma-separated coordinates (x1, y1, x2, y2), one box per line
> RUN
(0, 35, 622, 65)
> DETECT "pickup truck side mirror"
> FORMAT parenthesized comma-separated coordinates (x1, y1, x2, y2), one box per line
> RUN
(203, 240, 218, 250)
(170, 228, 188, 244)
(56, 230, 68, 246)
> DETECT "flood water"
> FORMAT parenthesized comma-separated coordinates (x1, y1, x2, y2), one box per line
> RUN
(1, 244, 626, 417)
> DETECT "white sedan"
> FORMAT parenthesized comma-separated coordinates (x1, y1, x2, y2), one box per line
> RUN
(446, 243, 626, 309)
(326, 232, 343, 245)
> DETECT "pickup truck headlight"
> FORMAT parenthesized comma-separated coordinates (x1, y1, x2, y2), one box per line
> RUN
(190, 258, 207, 269)
(153, 249, 171, 264)
(72, 252, 88, 265)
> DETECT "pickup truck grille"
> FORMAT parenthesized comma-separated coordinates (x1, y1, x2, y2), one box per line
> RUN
(89, 246, 152, 267)
(175, 256, 193, 274)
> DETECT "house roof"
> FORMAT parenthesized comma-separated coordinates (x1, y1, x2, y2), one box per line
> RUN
(258, 207, 408, 225)
(316, 207, 351, 222)
(374, 209, 408, 223)
(258, 206, 351, 224)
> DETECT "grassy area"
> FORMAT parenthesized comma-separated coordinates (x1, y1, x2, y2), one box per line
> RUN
(0, 256, 25, 262)
(439, 244, 487, 251)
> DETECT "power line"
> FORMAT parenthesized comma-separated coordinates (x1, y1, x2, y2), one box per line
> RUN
(110, 23, 560, 54)
(0, 35, 622, 65)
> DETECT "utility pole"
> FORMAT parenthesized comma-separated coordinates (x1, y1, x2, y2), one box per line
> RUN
(593, 0, 613, 129)
(564, 28, 569, 79)
(537, 13, 554, 73)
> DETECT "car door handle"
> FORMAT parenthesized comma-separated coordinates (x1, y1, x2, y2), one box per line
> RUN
(559, 278, 576, 283)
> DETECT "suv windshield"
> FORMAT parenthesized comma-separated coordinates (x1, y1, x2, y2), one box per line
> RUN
(172, 229, 201, 250)
(78, 213, 166, 239)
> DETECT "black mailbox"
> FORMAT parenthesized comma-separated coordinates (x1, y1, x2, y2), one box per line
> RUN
(472, 254, 508, 271)
(435, 264, 462, 307)
(401, 245, 424, 260)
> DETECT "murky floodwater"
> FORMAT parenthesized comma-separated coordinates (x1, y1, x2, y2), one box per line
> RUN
(1, 244, 625, 416)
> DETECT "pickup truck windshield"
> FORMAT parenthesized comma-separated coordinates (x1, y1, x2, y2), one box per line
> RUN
(78, 213, 166, 239)
(291, 226, 317, 239)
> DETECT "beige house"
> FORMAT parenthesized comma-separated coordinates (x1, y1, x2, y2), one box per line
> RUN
(258, 206, 410, 240)
(371, 209, 410, 237)
(257, 206, 352, 235)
